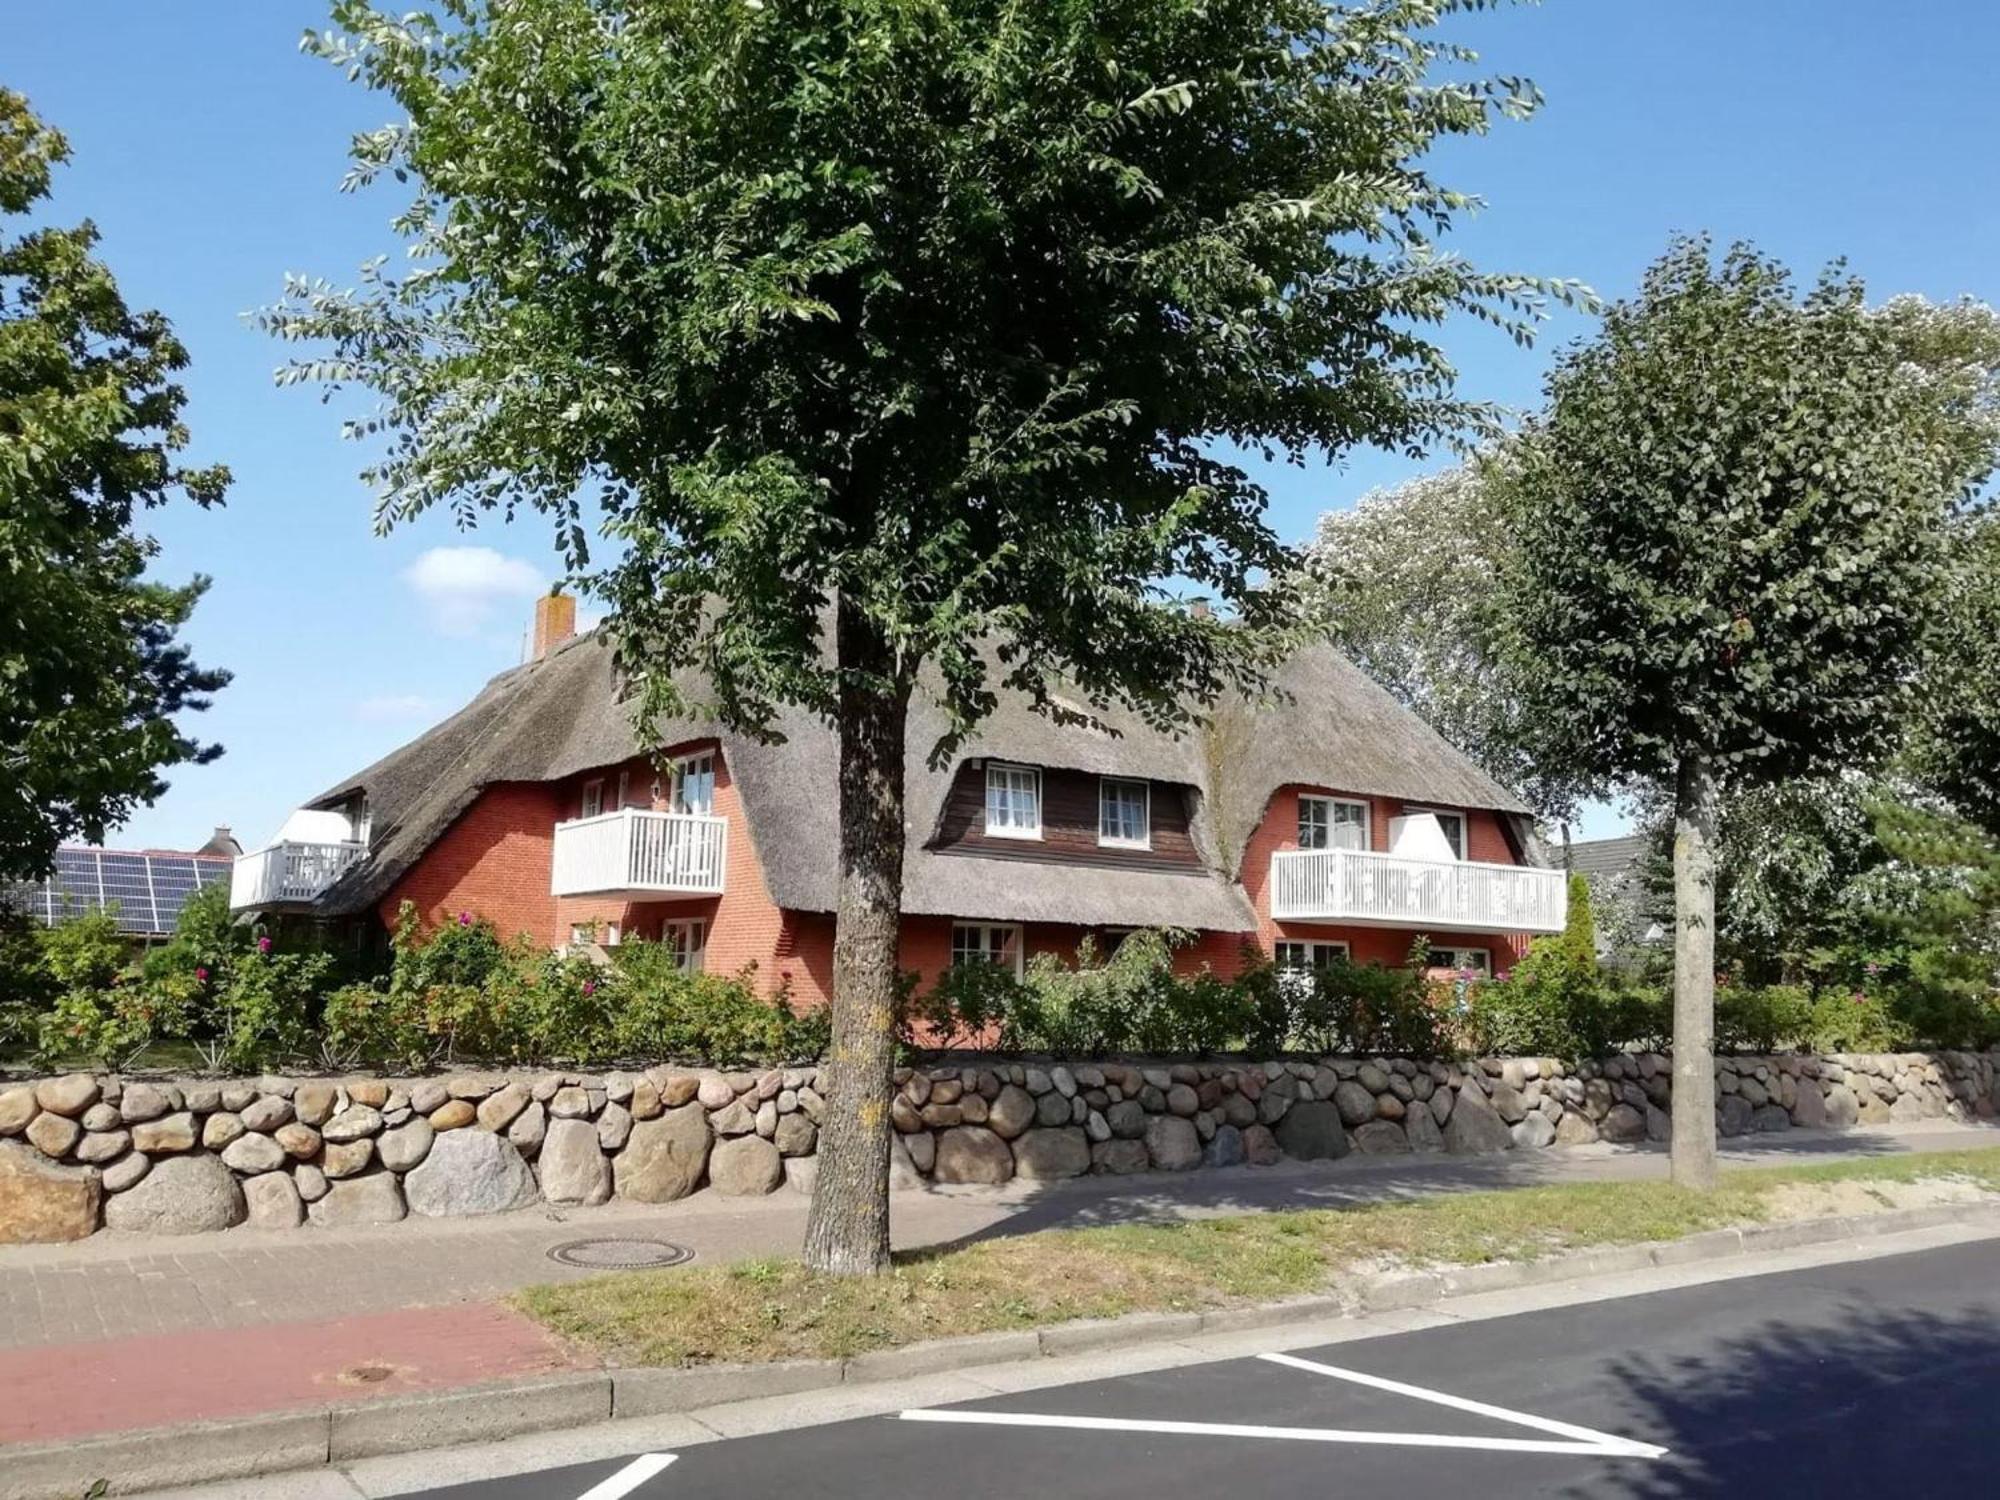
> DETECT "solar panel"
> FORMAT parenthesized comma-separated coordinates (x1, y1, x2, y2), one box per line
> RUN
(7, 850, 236, 937)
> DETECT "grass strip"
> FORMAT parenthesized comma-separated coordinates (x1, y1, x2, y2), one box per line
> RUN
(516, 1146, 2000, 1368)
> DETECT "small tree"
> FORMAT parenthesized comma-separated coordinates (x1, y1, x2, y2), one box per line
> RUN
(1497, 240, 1993, 1187)
(0, 92, 231, 879)
(267, 0, 1577, 1272)
(1920, 513, 2000, 835)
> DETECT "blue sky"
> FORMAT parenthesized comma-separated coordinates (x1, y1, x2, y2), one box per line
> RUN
(11, 0, 1999, 852)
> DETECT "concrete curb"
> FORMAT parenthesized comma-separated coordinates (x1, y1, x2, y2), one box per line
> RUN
(9, 1198, 2000, 1500)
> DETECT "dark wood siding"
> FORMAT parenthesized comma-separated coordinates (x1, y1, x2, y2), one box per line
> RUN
(930, 763, 1205, 872)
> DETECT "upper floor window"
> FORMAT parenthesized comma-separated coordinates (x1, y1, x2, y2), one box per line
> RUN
(1405, 806, 1467, 859)
(1098, 778, 1151, 849)
(673, 753, 716, 817)
(1298, 795, 1368, 851)
(984, 763, 1042, 839)
(581, 779, 605, 819)
(952, 921, 1023, 976)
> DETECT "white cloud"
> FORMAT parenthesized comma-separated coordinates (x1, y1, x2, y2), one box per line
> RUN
(403, 546, 546, 637)
(353, 693, 438, 725)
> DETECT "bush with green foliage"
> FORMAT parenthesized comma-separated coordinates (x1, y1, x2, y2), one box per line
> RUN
(1290, 946, 1450, 1060)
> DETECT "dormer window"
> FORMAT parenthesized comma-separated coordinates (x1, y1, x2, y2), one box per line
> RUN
(1298, 795, 1367, 851)
(1098, 778, 1151, 849)
(984, 763, 1041, 839)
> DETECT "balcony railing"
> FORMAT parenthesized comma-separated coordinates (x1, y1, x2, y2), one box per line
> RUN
(551, 808, 727, 899)
(230, 841, 365, 910)
(1271, 847, 1567, 934)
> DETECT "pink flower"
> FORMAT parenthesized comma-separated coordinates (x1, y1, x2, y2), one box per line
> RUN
(458, 911, 472, 927)
(1850, 991, 1866, 1005)
(582, 980, 597, 997)
(195, 966, 209, 983)
(257, 935, 272, 954)
(1864, 962, 1881, 976)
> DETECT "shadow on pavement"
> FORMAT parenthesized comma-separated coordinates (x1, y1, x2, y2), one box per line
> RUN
(926, 1124, 1948, 1249)
(1579, 1299, 2000, 1494)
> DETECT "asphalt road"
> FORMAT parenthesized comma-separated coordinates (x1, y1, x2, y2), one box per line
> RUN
(410, 1238, 2000, 1499)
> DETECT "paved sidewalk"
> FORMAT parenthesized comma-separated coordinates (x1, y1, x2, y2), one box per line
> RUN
(0, 1121, 1991, 1449)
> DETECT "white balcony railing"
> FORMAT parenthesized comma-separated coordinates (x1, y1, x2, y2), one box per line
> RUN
(229, 841, 365, 910)
(551, 808, 727, 898)
(1271, 847, 1567, 934)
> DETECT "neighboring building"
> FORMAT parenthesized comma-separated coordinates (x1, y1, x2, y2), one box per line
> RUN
(5, 834, 237, 942)
(230, 598, 1565, 998)
(1566, 833, 1664, 954)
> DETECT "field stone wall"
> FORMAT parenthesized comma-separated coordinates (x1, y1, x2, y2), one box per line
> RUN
(1, 1048, 1995, 1243)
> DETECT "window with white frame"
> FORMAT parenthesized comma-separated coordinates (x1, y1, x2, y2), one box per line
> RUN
(1405, 806, 1467, 859)
(1098, 777, 1151, 848)
(952, 922, 1023, 976)
(568, 920, 619, 948)
(1426, 944, 1490, 977)
(615, 770, 630, 809)
(580, 779, 604, 819)
(662, 918, 707, 972)
(983, 764, 1041, 838)
(1275, 939, 1350, 972)
(1297, 795, 1368, 851)
(672, 753, 716, 816)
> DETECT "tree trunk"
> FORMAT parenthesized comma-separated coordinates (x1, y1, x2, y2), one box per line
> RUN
(1670, 753, 1719, 1191)
(802, 597, 909, 1276)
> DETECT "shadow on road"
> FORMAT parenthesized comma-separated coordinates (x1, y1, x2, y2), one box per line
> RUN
(1578, 1299, 2000, 1494)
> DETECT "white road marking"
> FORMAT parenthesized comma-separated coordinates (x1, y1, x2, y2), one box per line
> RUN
(1258, 1351, 1667, 1458)
(896, 1353, 1666, 1461)
(574, 1452, 677, 1500)
(897, 1407, 1653, 1456)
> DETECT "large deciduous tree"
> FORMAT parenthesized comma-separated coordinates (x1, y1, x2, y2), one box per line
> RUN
(1294, 459, 1594, 832)
(1496, 240, 1995, 1188)
(265, 0, 1576, 1274)
(0, 90, 230, 881)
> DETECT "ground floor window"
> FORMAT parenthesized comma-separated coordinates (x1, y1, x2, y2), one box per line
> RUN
(952, 922, 1023, 977)
(568, 920, 619, 948)
(662, 918, 707, 972)
(1426, 944, 1491, 977)
(1275, 939, 1350, 972)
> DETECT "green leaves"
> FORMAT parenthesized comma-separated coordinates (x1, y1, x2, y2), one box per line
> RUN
(0, 90, 230, 880)
(1497, 237, 2000, 797)
(264, 0, 1568, 748)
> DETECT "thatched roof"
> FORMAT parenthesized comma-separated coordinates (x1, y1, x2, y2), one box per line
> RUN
(306, 629, 1532, 931)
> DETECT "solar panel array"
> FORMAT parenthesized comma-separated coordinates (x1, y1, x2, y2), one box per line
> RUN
(3, 849, 233, 936)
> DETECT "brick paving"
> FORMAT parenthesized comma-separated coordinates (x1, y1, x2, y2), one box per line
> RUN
(0, 1121, 1992, 1447)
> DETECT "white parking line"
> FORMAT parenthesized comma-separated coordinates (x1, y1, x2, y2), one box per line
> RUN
(897, 1352, 1667, 1461)
(573, 1453, 678, 1500)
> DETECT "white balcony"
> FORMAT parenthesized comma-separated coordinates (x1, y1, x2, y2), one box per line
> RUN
(1271, 847, 1567, 934)
(551, 809, 727, 899)
(230, 841, 365, 911)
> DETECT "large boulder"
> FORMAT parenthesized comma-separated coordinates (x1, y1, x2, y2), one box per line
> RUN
(1274, 1100, 1350, 1161)
(1012, 1127, 1091, 1180)
(0, 1140, 101, 1243)
(1404, 1106, 1445, 1153)
(1443, 1087, 1514, 1154)
(708, 1135, 783, 1196)
(537, 1118, 613, 1205)
(402, 1127, 540, 1217)
(986, 1085, 1036, 1140)
(1203, 1123, 1247, 1169)
(103, 1153, 244, 1235)
(243, 1171, 304, 1229)
(615, 1105, 711, 1202)
(1090, 1138, 1151, 1174)
(1331, 1081, 1377, 1127)
(933, 1126, 1015, 1185)
(1600, 1102, 1648, 1143)
(1350, 1120, 1409, 1155)
(1791, 1083, 1828, 1130)
(1144, 1114, 1202, 1171)
(308, 1170, 406, 1227)
(1510, 1114, 1557, 1150)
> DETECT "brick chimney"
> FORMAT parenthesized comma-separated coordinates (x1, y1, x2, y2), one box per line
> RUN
(531, 592, 577, 661)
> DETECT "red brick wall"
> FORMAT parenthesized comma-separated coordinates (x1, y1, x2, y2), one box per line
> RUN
(378, 782, 566, 941)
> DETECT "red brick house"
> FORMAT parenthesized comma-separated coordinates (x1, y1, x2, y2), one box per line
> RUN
(230, 598, 1564, 1000)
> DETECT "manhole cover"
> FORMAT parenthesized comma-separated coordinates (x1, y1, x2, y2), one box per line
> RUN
(548, 1237, 696, 1270)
